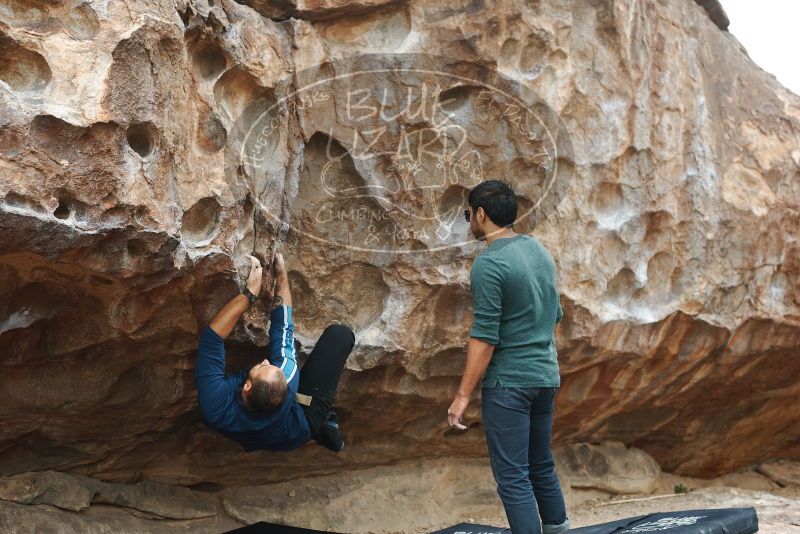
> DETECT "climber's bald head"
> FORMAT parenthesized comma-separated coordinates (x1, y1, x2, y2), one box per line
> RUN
(242, 360, 288, 415)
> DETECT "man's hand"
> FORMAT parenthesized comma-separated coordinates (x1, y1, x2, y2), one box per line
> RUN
(273, 252, 287, 280)
(447, 338, 494, 432)
(209, 256, 261, 338)
(246, 255, 263, 296)
(447, 393, 469, 430)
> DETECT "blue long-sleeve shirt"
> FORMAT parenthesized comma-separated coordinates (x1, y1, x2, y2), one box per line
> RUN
(194, 305, 310, 451)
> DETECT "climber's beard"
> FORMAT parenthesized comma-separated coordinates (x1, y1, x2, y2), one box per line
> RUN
(470, 219, 485, 240)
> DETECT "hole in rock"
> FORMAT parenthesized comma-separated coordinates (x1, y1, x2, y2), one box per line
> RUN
(158, 236, 179, 257)
(197, 113, 227, 152)
(61, 3, 99, 40)
(499, 38, 520, 69)
(293, 132, 396, 248)
(133, 205, 153, 225)
(438, 84, 481, 113)
(192, 41, 226, 80)
(126, 122, 156, 157)
(646, 251, 676, 289)
(29, 115, 88, 162)
(304, 132, 372, 196)
(606, 267, 637, 302)
(592, 181, 627, 228)
(213, 68, 263, 122)
(0, 0, 48, 28)
(239, 195, 254, 231)
(3, 192, 42, 213)
(438, 184, 468, 213)
(181, 197, 221, 243)
(643, 210, 673, 249)
(100, 206, 129, 225)
(519, 35, 550, 73)
(318, 3, 410, 52)
(0, 34, 52, 91)
(435, 184, 470, 241)
(126, 239, 148, 257)
(53, 200, 70, 219)
(410, 240, 428, 251)
(235, 195, 255, 251)
(178, 5, 192, 26)
(52, 193, 88, 221)
(237, 91, 279, 168)
(1, 282, 62, 335)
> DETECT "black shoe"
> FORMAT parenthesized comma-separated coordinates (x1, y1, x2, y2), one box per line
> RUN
(316, 411, 344, 452)
(327, 410, 339, 426)
(328, 411, 345, 451)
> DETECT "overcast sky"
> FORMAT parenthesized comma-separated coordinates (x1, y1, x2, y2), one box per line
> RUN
(722, 0, 800, 96)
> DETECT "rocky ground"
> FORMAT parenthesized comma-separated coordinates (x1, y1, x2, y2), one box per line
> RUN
(0, 443, 797, 533)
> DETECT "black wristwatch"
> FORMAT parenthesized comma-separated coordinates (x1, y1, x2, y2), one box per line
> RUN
(242, 287, 258, 304)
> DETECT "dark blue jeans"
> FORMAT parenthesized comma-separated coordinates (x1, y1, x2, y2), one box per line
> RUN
(482, 386, 569, 534)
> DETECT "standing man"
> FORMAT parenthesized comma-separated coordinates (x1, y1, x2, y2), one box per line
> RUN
(448, 180, 570, 534)
(195, 253, 355, 453)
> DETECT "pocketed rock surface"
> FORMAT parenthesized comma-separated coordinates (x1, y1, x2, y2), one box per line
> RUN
(0, 0, 798, 492)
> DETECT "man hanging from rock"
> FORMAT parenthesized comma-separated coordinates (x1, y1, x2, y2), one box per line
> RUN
(195, 253, 355, 452)
(448, 180, 570, 534)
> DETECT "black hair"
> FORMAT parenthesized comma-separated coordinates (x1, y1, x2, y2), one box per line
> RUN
(468, 180, 518, 227)
(249, 373, 288, 415)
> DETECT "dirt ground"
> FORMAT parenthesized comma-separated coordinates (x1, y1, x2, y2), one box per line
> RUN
(217, 457, 800, 533)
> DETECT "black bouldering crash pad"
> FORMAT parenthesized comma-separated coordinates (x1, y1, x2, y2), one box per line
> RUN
(428, 524, 505, 533)
(567, 507, 758, 534)
(430, 507, 758, 534)
(225, 524, 342, 534)
(227, 506, 758, 534)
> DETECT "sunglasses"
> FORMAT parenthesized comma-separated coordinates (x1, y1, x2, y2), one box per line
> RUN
(464, 209, 471, 222)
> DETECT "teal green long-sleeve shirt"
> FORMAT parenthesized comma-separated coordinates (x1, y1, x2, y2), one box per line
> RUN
(469, 234, 563, 388)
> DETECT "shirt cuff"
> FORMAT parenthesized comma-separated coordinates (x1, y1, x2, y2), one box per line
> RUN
(469, 327, 499, 346)
(202, 325, 224, 342)
(269, 304, 294, 322)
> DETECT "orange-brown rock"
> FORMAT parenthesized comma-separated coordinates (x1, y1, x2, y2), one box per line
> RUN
(0, 0, 798, 490)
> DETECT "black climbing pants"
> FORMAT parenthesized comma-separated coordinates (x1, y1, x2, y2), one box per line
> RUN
(298, 323, 355, 451)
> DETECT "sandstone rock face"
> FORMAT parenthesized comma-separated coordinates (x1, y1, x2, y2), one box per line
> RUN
(0, 470, 217, 518)
(757, 461, 800, 488)
(556, 442, 662, 495)
(0, 0, 798, 490)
